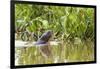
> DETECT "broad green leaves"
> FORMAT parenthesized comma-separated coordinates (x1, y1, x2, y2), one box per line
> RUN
(15, 4, 94, 41)
(15, 4, 95, 65)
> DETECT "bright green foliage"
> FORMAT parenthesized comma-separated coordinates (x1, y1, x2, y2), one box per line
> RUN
(15, 4, 94, 41)
(15, 4, 95, 65)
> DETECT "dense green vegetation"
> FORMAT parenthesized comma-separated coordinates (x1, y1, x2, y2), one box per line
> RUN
(15, 4, 95, 65)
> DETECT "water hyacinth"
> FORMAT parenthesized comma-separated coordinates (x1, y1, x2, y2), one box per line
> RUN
(15, 4, 95, 65)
